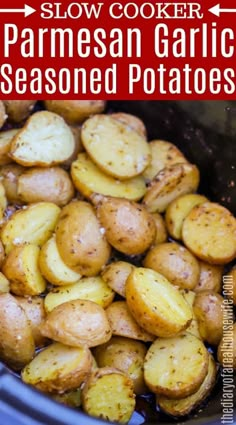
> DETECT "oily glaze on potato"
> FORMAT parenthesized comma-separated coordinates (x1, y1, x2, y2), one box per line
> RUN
(101, 261, 135, 298)
(0, 129, 19, 165)
(44, 100, 106, 124)
(81, 114, 151, 179)
(0, 163, 25, 204)
(16, 296, 47, 347)
(41, 299, 111, 348)
(55, 200, 111, 275)
(95, 196, 156, 255)
(3, 100, 36, 123)
(194, 261, 223, 293)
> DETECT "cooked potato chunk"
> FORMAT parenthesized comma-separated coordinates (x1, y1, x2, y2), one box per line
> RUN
(51, 388, 82, 407)
(3, 244, 46, 296)
(0, 129, 19, 165)
(0, 101, 7, 128)
(143, 242, 200, 290)
(10, 111, 75, 167)
(143, 163, 200, 213)
(62, 125, 84, 168)
(95, 196, 156, 255)
(223, 267, 236, 305)
(126, 268, 192, 337)
(0, 293, 35, 370)
(44, 100, 106, 124)
(3, 100, 36, 122)
(151, 213, 168, 245)
(101, 261, 134, 298)
(0, 181, 7, 221)
(179, 289, 201, 339)
(22, 342, 92, 393)
(110, 112, 147, 138)
(106, 301, 155, 342)
(194, 261, 223, 293)
(0, 272, 10, 293)
(71, 153, 146, 201)
(217, 323, 236, 369)
(144, 333, 209, 398)
(81, 367, 135, 424)
(55, 200, 110, 275)
(157, 354, 216, 416)
(0, 163, 25, 204)
(94, 336, 147, 394)
(17, 167, 74, 206)
(165, 194, 208, 240)
(81, 114, 150, 179)
(41, 299, 111, 348)
(1, 202, 60, 254)
(16, 296, 47, 347)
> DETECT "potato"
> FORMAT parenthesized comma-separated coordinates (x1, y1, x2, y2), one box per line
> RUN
(110, 112, 147, 138)
(40, 299, 112, 348)
(106, 301, 155, 342)
(44, 100, 106, 124)
(0, 181, 7, 221)
(62, 125, 84, 168)
(51, 388, 81, 407)
(0, 293, 35, 370)
(157, 354, 216, 416)
(182, 202, 236, 264)
(55, 200, 111, 276)
(217, 323, 236, 369)
(142, 163, 200, 213)
(0, 271, 10, 293)
(0, 240, 5, 267)
(101, 261, 134, 298)
(17, 167, 74, 206)
(143, 140, 188, 182)
(179, 289, 201, 339)
(22, 342, 92, 393)
(39, 235, 81, 286)
(143, 242, 200, 290)
(194, 261, 223, 293)
(71, 153, 146, 201)
(0, 129, 19, 165)
(95, 196, 156, 255)
(144, 333, 209, 398)
(44, 275, 114, 313)
(16, 296, 47, 347)
(81, 367, 135, 424)
(151, 213, 168, 245)
(0, 163, 25, 203)
(223, 267, 236, 305)
(0, 101, 7, 128)
(165, 194, 208, 240)
(94, 336, 147, 394)
(126, 268, 192, 337)
(81, 114, 150, 179)
(3, 100, 36, 122)
(2, 244, 46, 296)
(193, 292, 225, 345)
(1, 202, 60, 254)
(10, 111, 75, 167)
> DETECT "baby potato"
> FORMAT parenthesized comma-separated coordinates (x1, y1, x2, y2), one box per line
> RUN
(165, 193, 208, 240)
(0, 272, 10, 293)
(2, 244, 46, 296)
(40, 299, 112, 348)
(81, 367, 135, 424)
(182, 202, 236, 264)
(179, 289, 201, 339)
(0, 163, 25, 204)
(51, 388, 82, 407)
(0, 181, 7, 221)
(22, 342, 93, 393)
(106, 301, 155, 342)
(17, 167, 74, 206)
(71, 153, 146, 201)
(217, 323, 236, 369)
(110, 112, 147, 138)
(3, 100, 36, 123)
(55, 200, 111, 276)
(151, 213, 168, 245)
(44, 276, 114, 313)
(16, 296, 47, 347)
(1, 202, 60, 254)
(94, 336, 147, 394)
(143, 242, 200, 290)
(62, 125, 84, 168)
(0, 101, 6, 128)
(194, 261, 223, 293)
(0, 129, 19, 165)
(142, 163, 200, 213)
(10, 111, 75, 167)
(44, 100, 106, 124)
(223, 267, 236, 305)
(81, 114, 150, 179)
(95, 196, 156, 255)
(101, 261, 135, 298)
(0, 293, 35, 370)
(193, 292, 225, 345)
(126, 268, 192, 337)
(143, 140, 188, 182)
(144, 333, 209, 399)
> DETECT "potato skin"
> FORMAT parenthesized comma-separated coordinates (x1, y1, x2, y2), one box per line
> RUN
(17, 167, 74, 206)
(55, 200, 111, 275)
(0, 101, 6, 128)
(101, 261, 134, 298)
(0, 129, 19, 165)
(151, 213, 168, 245)
(194, 261, 223, 293)
(217, 323, 236, 369)
(0, 163, 25, 204)
(16, 296, 47, 347)
(110, 112, 147, 138)
(3, 100, 36, 123)
(44, 100, 106, 124)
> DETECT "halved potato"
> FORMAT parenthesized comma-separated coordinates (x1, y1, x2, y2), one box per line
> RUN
(16, 296, 47, 347)
(40, 299, 112, 348)
(106, 301, 155, 342)
(144, 333, 209, 398)
(44, 100, 106, 124)
(0, 272, 10, 293)
(194, 261, 223, 293)
(10, 111, 75, 166)
(62, 125, 84, 168)
(51, 388, 82, 407)
(0, 181, 7, 221)
(157, 354, 216, 416)
(182, 202, 236, 264)
(1, 202, 60, 254)
(3, 100, 36, 123)
(0, 163, 25, 204)
(151, 213, 168, 245)
(71, 153, 146, 201)
(110, 112, 147, 138)
(142, 163, 200, 213)
(81, 114, 150, 179)
(2, 244, 46, 296)
(126, 268, 192, 337)
(22, 342, 92, 393)
(179, 289, 201, 339)
(0, 101, 7, 128)
(101, 261, 135, 298)
(81, 367, 135, 424)
(0, 129, 19, 165)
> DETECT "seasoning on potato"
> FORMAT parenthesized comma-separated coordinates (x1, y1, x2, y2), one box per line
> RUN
(16, 296, 47, 347)
(101, 261, 135, 298)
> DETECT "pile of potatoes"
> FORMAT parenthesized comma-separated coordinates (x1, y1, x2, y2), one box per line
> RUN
(0, 100, 235, 424)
